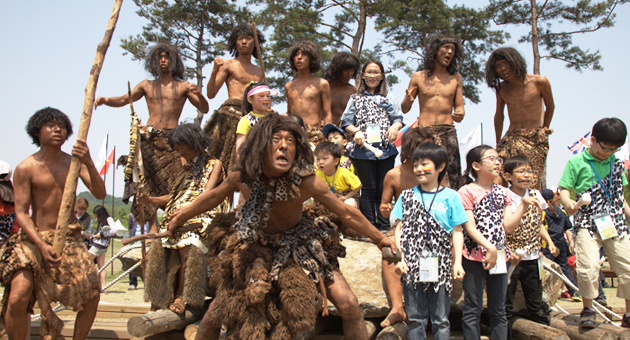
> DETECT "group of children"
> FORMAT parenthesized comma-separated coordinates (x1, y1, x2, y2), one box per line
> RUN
(386, 117, 629, 339)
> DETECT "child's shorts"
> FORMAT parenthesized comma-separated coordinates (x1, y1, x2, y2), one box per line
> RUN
(88, 246, 108, 257)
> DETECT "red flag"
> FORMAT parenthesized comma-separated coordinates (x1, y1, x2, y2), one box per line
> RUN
(99, 148, 115, 176)
(394, 119, 418, 147)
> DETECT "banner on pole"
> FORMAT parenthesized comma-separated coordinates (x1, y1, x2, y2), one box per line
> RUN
(95, 135, 108, 171)
(459, 123, 483, 174)
(99, 148, 115, 176)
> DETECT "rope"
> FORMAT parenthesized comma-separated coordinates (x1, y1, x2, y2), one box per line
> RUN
(542, 262, 620, 324)
(31, 304, 66, 321)
(98, 243, 143, 274)
(102, 261, 142, 292)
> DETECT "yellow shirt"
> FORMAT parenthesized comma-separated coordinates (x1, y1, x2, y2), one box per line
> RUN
(316, 167, 361, 193)
(236, 112, 265, 135)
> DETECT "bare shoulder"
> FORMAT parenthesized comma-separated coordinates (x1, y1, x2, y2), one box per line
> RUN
(285, 80, 294, 89)
(533, 74, 551, 87)
(411, 70, 427, 82)
(319, 78, 330, 89)
(14, 155, 36, 178)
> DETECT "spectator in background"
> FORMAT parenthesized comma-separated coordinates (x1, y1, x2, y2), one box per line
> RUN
(76, 197, 92, 249)
(0, 160, 19, 247)
(127, 213, 150, 290)
(89, 205, 117, 293)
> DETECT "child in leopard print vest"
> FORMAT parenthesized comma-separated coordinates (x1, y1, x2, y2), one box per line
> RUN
(457, 145, 538, 340)
(393, 144, 468, 340)
(558, 118, 630, 329)
(503, 155, 558, 335)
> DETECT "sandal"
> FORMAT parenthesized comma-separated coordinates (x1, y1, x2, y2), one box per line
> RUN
(169, 297, 186, 314)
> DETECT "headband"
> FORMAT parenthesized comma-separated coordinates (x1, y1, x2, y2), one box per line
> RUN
(247, 85, 278, 98)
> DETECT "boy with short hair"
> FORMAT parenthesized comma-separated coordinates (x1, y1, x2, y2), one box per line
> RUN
(559, 117, 630, 328)
(315, 141, 361, 207)
(322, 123, 354, 173)
(503, 155, 558, 333)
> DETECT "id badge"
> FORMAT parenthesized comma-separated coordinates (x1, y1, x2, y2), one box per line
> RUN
(537, 257, 544, 280)
(593, 213, 617, 240)
(419, 255, 439, 282)
(489, 249, 507, 275)
(366, 124, 382, 144)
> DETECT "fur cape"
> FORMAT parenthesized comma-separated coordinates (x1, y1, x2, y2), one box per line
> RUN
(204, 99, 243, 173)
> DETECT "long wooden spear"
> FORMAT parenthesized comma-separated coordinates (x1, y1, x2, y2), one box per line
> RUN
(53, 0, 124, 256)
(251, 22, 266, 84)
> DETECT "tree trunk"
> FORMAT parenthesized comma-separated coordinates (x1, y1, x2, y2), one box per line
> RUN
(352, 1, 367, 85)
(194, 5, 206, 127)
(510, 316, 569, 340)
(127, 307, 207, 337)
(376, 322, 407, 340)
(530, 0, 540, 75)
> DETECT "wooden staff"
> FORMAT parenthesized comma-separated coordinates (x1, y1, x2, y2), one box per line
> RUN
(128, 81, 147, 273)
(251, 22, 266, 84)
(53, 0, 124, 256)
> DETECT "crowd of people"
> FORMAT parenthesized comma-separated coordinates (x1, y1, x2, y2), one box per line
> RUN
(0, 22, 629, 340)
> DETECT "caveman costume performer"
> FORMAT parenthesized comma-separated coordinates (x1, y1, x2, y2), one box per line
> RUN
(95, 43, 209, 231)
(130, 124, 230, 314)
(169, 114, 397, 340)
(204, 23, 265, 171)
(486, 47, 555, 190)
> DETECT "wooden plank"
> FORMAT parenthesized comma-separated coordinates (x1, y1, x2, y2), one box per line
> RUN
(127, 306, 206, 337)
(511, 316, 569, 340)
(33, 303, 150, 314)
(31, 320, 131, 339)
(550, 316, 616, 340)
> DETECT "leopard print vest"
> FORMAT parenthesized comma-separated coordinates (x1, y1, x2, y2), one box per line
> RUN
(245, 112, 261, 130)
(346, 94, 391, 153)
(463, 184, 510, 258)
(506, 205, 542, 254)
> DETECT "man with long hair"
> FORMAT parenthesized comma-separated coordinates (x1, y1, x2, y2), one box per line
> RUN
(485, 47, 555, 190)
(94, 43, 209, 233)
(0, 107, 106, 340)
(286, 40, 333, 143)
(401, 34, 466, 190)
(323, 52, 360, 125)
(168, 114, 397, 340)
(204, 23, 266, 172)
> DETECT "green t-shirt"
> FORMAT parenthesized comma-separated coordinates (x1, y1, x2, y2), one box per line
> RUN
(558, 147, 628, 195)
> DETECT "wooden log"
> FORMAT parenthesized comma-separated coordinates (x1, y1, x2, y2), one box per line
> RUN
(296, 316, 330, 340)
(184, 321, 200, 340)
(376, 322, 407, 340)
(52, 0, 123, 255)
(127, 307, 206, 337)
(510, 316, 569, 340)
(365, 319, 379, 340)
(551, 312, 630, 340)
(550, 316, 616, 340)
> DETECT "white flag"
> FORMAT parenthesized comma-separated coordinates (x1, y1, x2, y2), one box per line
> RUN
(95, 135, 108, 171)
(459, 123, 483, 174)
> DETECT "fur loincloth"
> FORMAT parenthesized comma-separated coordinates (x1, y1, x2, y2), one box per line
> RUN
(204, 207, 345, 340)
(0, 223, 100, 340)
(204, 99, 243, 173)
(121, 127, 183, 220)
(496, 127, 552, 190)
(144, 240, 209, 309)
(421, 124, 463, 190)
(305, 121, 326, 146)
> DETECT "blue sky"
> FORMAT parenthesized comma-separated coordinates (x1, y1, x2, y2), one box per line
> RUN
(1, 0, 628, 197)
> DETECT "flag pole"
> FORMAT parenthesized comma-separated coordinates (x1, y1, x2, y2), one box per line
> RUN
(480, 121, 483, 145)
(111, 146, 116, 275)
(102, 133, 108, 206)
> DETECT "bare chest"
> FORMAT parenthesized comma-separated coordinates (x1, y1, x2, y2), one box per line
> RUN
(419, 76, 457, 100)
(145, 83, 186, 105)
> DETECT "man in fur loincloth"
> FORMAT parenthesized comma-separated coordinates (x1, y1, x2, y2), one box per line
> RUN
(95, 43, 209, 232)
(401, 34, 466, 190)
(169, 114, 397, 340)
(204, 23, 266, 171)
(130, 124, 230, 314)
(485, 47, 555, 190)
(0, 107, 106, 340)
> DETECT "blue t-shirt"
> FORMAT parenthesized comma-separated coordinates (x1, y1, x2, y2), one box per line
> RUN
(392, 186, 468, 233)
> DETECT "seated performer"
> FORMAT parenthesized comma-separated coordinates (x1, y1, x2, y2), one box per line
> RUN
(205, 23, 265, 171)
(485, 47, 555, 190)
(168, 114, 397, 340)
(129, 124, 230, 313)
(95, 43, 209, 233)
(285, 40, 332, 143)
(0, 107, 105, 340)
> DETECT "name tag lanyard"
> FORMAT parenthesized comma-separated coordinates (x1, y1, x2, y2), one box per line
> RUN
(588, 161, 612, 212)
(418, 184, 439, 257)
(362, 97, 386, 145)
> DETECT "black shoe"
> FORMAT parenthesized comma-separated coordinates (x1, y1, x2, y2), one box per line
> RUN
(580, 308, 597, 329)
(601, 281, 611, 288)
(594, 298, 608, 307)
(622, 314, 630, 328)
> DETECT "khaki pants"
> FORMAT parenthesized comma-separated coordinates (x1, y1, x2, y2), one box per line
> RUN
(576, 228, 630, 300)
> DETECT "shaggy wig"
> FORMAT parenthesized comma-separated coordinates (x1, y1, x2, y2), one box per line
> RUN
(400, 127, 435, 163)
(289, 41, 321, 73)
(26, 107, 73, 147)
(323, 52, 360, 82)
(287, 114, 306, 129)
(357, 60, 388, 96)
(168, 123, 211, 153)
(145, 43, 185, 80)
(241, 81, 266, 114)
(485, 47, 527, 92)
(423, 34, 464, 76)
(234, 114, 313, 186)
(228, 23, 265, 59)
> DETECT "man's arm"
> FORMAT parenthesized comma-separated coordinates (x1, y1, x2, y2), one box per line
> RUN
(75, 139, 106, 200)
(95, 81, 145, 109)
(285, 83, 292, 115)
(540, 76, 555, 128)
(493, 91, 506, 145)
(400, 73, 419, 114)
(186, 82, 209, 113)
(207, 57, 229, 99)
(13, 162, 62, 267)
(379, 171, 396, 218)
(320, 80, 333, 124)
(136, 193, 170, 206)
(452, 74, 465, 123)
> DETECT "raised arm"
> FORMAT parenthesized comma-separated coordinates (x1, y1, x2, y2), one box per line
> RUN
(285, 83, 292, 115)
(74, 139, 106, 200)
(186, 82, 209, 113)
(452, 74, 465, 123)
(540, 76, 555, 129)
(320, 79, 333, 124)
(95, 81, 145, 109)
(493, 91, 506, 145)
(401, 73, 419, 114)
(207, 57, 229, 99)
